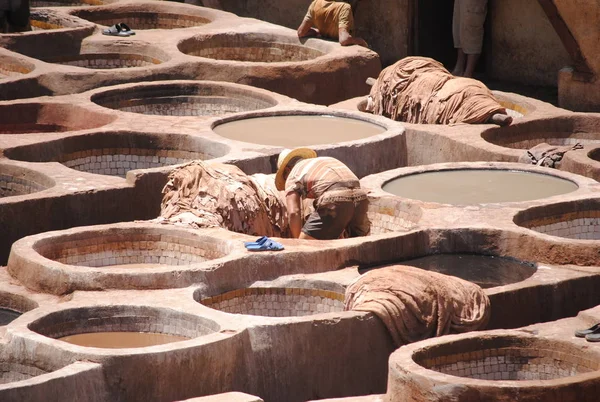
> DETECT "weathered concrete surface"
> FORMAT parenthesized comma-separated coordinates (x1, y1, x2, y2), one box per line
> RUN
(487, 0, 571, 86)
(180, 393, 264, 402)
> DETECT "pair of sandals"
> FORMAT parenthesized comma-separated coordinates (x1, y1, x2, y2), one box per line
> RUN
(102, 23, 135, 37)
(244, 236, 284, 251)
(575, 323, 600, 342)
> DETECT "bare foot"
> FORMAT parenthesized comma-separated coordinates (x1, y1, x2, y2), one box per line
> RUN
(488, 113, 513, 126)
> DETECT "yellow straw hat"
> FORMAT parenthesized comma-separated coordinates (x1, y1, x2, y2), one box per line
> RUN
(275, 147, 317, 191)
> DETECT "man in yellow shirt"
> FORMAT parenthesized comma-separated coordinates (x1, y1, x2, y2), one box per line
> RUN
(297, 0, 368, 47)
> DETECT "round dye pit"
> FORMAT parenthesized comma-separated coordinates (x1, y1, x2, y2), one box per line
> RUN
(29, 306, 219, 349)
(43, 53, 164, 70)
(72, 8, 211, 30)
(199, 287, 345, 317)
(393, 254, 536, 288)
(29, 9, 89, 31)
(0, 361, 52, 385)
(0, 290, 37, 326)
(91, 82, 277, 117)
(33, 227, 230, 268)
(0, 165, 54, 199)
(213, 114, 386, 147)
(588, 148, 600, 163)
(0, 309, 21, 326)
(515, 200, 600, 240)
(382, 169, 578, 205)
(4, 132, 229, 177)
(482, 116, 600, 149)
(0, 103, 115, 134)
(179, 34, 325, 63)
(415, 336, 600, 381)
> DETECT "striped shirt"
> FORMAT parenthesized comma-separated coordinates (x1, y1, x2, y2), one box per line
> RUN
(285, 157, 364, 206)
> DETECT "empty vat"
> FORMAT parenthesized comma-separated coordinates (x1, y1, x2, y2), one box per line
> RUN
(387, 333, 600, 402)
(199, 287, 345, 317)
(0, 54, 34, 80)
(0, 165, 54, 199)
(29, 305, 219, 349)
(0, 103, 115, 134)
(91, 81, 278, 116)
(179, 33, 324, 63)
(213, 114, 386, 147)
(4, 131, 229, 177)
(0, 291, 37, 326)
(382, 169, 578, 204)
(374, 254, 537, 289)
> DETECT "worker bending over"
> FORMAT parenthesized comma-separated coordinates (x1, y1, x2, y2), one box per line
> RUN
(276, 148, 370, 240)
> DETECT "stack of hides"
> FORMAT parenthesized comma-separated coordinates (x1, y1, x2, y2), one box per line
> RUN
(345, 265, 491, 347)
(367, 56, 506, 125)
(155, 161, 289, 237)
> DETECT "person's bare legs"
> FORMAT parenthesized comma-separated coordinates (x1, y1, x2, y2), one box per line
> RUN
(452, 48, 466, 76)
(463, 53, 481, 78)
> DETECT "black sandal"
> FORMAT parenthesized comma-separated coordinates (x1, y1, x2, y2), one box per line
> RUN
(575, 322, 600, 338)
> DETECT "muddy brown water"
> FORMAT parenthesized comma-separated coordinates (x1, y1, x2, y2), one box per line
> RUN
(0, 308, 21, 326)
(213, 115, 386, 147)
(58, 332, 189, 348)
(361, 254, 537, 288)
(382, 169, 578, 204)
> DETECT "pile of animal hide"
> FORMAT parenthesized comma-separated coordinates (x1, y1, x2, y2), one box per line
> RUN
(344, 265, 491, 347)
(366, 56, 506, 125)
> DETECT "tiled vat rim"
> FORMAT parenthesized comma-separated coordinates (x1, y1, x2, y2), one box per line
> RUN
(200, 287, 346, 317)
(360, 161, 597, 206)
(514, 198, 600, 241)
(0, 163, 55, 200)
(26, 223, 236, 268)
(27, 305, 220, 340)
(88, 80, 287, 117)
(404, 332, 600, 383)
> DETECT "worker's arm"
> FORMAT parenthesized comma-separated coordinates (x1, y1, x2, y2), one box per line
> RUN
(286, 192, 303, 238)
(338, 27, 368, 47)
(298, 18, 319, 38)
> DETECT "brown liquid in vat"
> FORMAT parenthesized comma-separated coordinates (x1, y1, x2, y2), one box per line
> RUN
(58, 332, 189, 348)
(382, 169, 578, 204)
(213, 115, 386, 147)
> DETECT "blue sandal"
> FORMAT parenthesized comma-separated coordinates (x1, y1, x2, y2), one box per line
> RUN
(245, 239, 284, 252)
(244, 236, 268, 247)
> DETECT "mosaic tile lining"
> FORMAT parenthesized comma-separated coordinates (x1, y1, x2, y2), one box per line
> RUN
(37, 233, 226, 267)
(186, 41, 324, 63)
(0, 174, 47, 198)
(59, 149, 209, 177)
(101, 96, 273, 116)
(368, 198, 420, 234)
(201, 288, 345, 317)
(423, 346, 599, 381)
(529, 217, 600, 240)
(47, 54, 162, 70)
(90, 14, 210, 29)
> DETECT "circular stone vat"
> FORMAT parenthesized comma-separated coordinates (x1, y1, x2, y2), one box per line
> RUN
(382, 169, 578, 205)
(43, 52, 164, 69)
(588, 148, 600, 163)
(29, 305, 218, 349)
(514, 199, 600, 240)
(389, 334, 600, 402)
(179, 33, 325, 63)
(33, 226, 231, 268)
(482, 116, 600, 149)
(72, 6, 211, 29)
(29, 9, 89, 31)
(0, 54, 34, 80)
(393, 254, 536, 288)
(0, 165, 54, 198)
(213, 114, 386, 147)
(91, 82, 277, 116)
(0, 291, 37, 326)
(4, 131, 229, 177)
(0, 103, 115, 134)
(199, 287, 345, 317)
(415, 336, 600, 381)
